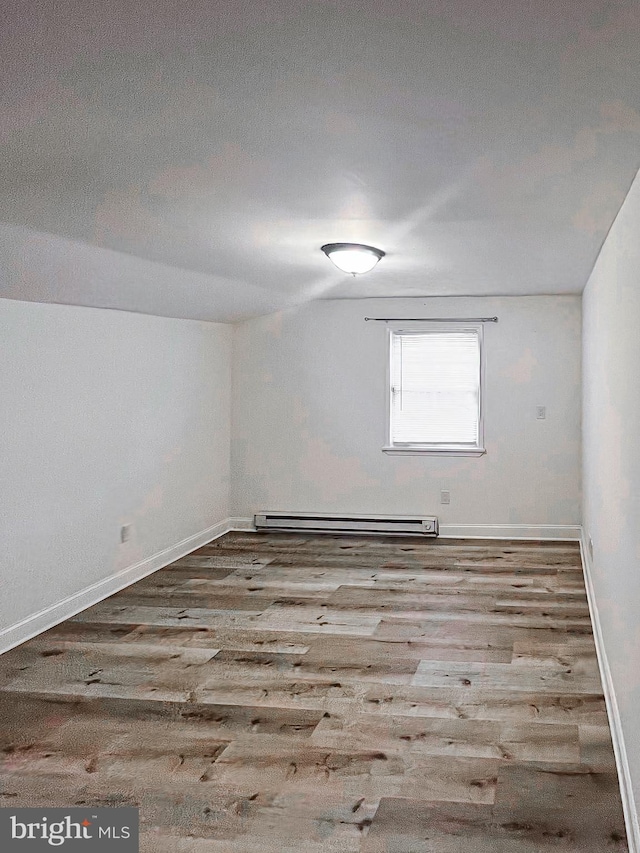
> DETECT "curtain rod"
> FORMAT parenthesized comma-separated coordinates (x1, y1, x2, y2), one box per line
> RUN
(364, 316, 499, 323)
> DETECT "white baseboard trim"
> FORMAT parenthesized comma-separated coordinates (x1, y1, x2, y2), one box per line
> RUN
(580, 530, 640, 853)
(439, 523, 581, 540)
(0, 518, 234, 657)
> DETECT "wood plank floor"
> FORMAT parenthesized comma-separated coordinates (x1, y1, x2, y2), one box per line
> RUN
(0, 532, 628, 852)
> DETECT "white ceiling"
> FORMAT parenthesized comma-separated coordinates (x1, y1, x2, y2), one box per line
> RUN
(2, 0, 640, 322)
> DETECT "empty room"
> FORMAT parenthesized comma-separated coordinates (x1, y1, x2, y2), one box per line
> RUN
(1, 1, 640, 851)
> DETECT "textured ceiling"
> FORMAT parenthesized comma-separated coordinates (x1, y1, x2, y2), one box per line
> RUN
(2, 0, 640, 321)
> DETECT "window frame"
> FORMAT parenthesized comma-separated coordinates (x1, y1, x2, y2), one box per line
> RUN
(382, 322, 486, 456)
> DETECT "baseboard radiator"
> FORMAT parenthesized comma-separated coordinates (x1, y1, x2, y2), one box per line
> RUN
(254, 512, 438, 536)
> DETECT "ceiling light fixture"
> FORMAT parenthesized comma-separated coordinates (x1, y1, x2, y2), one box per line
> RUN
(321, 242, 385, 275)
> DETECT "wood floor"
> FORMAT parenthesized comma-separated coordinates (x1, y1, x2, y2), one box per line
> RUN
(0, 532, 628, 852)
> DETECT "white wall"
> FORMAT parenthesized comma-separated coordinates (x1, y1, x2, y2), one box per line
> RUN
(232, 296, 581, 529)
(583, 170, 640, 815)
(0, 298, 231, 634)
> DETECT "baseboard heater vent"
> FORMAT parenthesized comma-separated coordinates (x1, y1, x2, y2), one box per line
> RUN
(254, 512, 438, 536)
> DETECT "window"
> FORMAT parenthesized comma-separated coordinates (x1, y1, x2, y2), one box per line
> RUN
(384, 325, 485, 455)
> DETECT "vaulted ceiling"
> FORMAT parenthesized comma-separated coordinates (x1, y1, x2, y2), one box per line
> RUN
(2, 0, 640, 321)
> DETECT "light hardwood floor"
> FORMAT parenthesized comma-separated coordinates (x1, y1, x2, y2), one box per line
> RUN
(0, 532, 628, 851)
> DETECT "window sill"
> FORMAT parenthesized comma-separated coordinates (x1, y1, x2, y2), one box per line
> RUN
(382, 446, 486, 457)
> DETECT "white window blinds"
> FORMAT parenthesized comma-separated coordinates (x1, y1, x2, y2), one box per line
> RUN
(390, 330, 481, 446)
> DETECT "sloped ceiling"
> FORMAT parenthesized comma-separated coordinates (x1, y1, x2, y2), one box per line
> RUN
(1, 0, 640, 321)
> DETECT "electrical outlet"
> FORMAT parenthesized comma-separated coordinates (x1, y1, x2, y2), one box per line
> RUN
(120, 524, 132, 543)
(440, 490, 451, 505)
(536, 406, 546, 419)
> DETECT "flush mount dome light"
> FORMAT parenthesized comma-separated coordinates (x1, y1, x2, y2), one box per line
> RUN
(321, 242, 385, 275)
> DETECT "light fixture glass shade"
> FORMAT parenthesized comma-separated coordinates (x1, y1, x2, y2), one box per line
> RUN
(321, 242, 385, 275)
